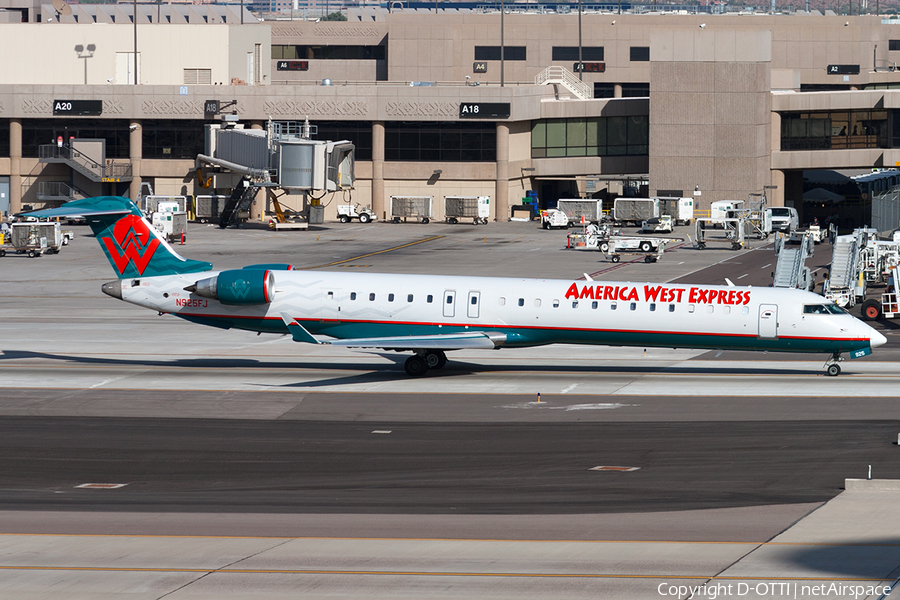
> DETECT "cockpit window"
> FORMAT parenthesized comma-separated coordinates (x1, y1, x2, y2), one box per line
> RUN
(804, 304, 844, 315)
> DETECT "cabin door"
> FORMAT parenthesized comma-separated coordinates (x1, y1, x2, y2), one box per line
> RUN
(467, 291, 481, 318)
(758, 304, 778, 339)
(443, 290, 456, 318)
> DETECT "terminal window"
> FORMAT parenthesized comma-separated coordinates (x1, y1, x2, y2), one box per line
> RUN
(142, 120, 206, 160)
(552, 46, 604, 61)
(531, 116, 648, 158)
(890, 40, 900, 51)
(630, 47, 650, 61)
(385, 122, 496, 162)
(22, 119, 131, 159)
(272, 45, 386, 60)
(474, 46, 526, 61)
(780, 110, 888, 151)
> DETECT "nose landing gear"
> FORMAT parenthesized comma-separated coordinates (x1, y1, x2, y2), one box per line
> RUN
(824, 353, 843, 377)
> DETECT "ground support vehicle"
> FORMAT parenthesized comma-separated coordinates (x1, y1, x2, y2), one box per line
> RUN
(603, 235, 679, 263)
(824, 230, 869, 308)
(444, 196, 489, 224)
(566, 223, 620, 251)
(194, 195, 229, 224)
(789, 225, 828, 244)
(390, 196, 432, 224)
(337, 203, 376, 224)
(642, 215, 673, 233)
(655, 197, 693, 225)
(861, 265, 900, 320)
(2, 221, 70, 257)
(613, 198, 658, 226)
(541, 208, 570, 229)
(692, 218, 746, 250)
(556, 199, 603, 226)
(151, 210, 189, 242)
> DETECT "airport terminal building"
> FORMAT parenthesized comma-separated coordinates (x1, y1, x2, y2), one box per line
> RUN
(2, 3, 900, 223)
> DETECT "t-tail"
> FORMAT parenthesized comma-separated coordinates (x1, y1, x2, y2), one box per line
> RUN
(23, 196, 212, 278)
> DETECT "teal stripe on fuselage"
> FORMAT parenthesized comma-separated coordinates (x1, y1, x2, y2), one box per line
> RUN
(172, 314, 869, 355)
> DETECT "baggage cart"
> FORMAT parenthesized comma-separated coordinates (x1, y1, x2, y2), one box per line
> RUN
(444, 196, 490, 224)
(613, 198, 658, 226)
(2, 221, 67, 257)
(390, 196, 433, 224)
(194, 195, 230, 223)
(604, 235, 680, 263)
(556, 199, 603, 226)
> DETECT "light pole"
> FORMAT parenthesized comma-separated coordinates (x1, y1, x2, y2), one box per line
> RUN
(578, 0, 583, 81)
(74, 44, 95, 85)
(133, 0, 138, 85)
(500, 0, 505, 87)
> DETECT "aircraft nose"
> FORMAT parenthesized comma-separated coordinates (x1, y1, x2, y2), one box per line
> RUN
(869, 328, 887, 349)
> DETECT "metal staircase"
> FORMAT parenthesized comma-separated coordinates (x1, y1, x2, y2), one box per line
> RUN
(36, 181, 92, 202)
(772, 233, 814, 290)
(824, 231, 867, 307)
(39, 144, 132, 183)
(534, 66, 593, 100)
(219, 177, 261, 228)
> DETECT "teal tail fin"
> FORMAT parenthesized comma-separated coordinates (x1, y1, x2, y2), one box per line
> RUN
(23, 196, 212, 278)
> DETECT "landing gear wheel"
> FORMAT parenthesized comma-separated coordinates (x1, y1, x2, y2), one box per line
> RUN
(861, 299, 882, 321)
(611, 255, 621, 263)
(639, 241, 652, 252)
(339, 215, 350, 223)
(404, 355, 429, 377)
(424, 350, 447, 370)
(359, 213, 371, 223)
(826, 363, 841, 377)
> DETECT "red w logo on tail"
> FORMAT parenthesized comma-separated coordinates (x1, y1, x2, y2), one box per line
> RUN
(101, 215, 161, 275)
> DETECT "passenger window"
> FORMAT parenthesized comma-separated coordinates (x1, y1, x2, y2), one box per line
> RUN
(427, 295, 433, 303)
(668, 304, 675, 312)
(742, 306, 749, 315)
(499, 297, 506, 306)
(572, 301, 578, 308)
(649, 303, 656, 312)
(723, 306, 731, 314)
(327, 291, 334, 300)
(553, 299, 560, 308)
(350, 292, 357, 301)
(446, 295, 453, 304)
(471, 296, 478, 305)
(688, 304, 695, 313)
(518, 298, 525, 307)
(630, 302, 637, 311)
(611, 302, 617, 311)
(707, 305, 714, 313)
(407, 294, 414, 302)
(592, 301, 598, 309)
(369, 293, 375, 301)
(534, 299, 541, 307)
(388, 293, 395, 302)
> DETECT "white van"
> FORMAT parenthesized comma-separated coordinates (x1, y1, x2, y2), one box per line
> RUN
(764, 207, 799, 233)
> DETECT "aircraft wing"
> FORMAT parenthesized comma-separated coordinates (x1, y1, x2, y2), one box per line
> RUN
(329, 331, 503, 350)
(279, 315, 504, 349)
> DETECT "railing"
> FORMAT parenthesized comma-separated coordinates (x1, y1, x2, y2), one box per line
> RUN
(534, 65, 593, 100)
(38, 144, 132, 182)
(36, 181, 90, 201)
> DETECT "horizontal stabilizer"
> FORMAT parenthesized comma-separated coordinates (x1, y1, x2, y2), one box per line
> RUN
(329, 331, 502, 350)
(280, 313, 321, 344)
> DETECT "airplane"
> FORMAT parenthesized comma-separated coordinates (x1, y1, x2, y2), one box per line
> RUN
(25, 196, 886, 377)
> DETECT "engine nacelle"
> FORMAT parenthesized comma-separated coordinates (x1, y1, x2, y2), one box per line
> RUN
(189, 269, 275, 305)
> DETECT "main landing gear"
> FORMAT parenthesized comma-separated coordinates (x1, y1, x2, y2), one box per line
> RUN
(404, 350, 447, 377)
(824, 353, 843, 377)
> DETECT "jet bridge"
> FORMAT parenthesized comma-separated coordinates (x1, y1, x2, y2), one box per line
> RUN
(194, 119, 355, 228)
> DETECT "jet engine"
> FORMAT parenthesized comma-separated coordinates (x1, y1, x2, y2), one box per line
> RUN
(187, 269, 275, 305)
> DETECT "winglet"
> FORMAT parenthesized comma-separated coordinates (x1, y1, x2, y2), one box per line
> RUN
(279, 313, 321, 344)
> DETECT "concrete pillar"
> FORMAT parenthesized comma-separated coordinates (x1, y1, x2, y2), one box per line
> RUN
(495, 122, 509, 222)
(128, 120, 142, 201)
(372, 121, 385, 219)
(10, 119, 22, 214)
(614, 84, 623, 98)
(250, 121, 264, 130)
